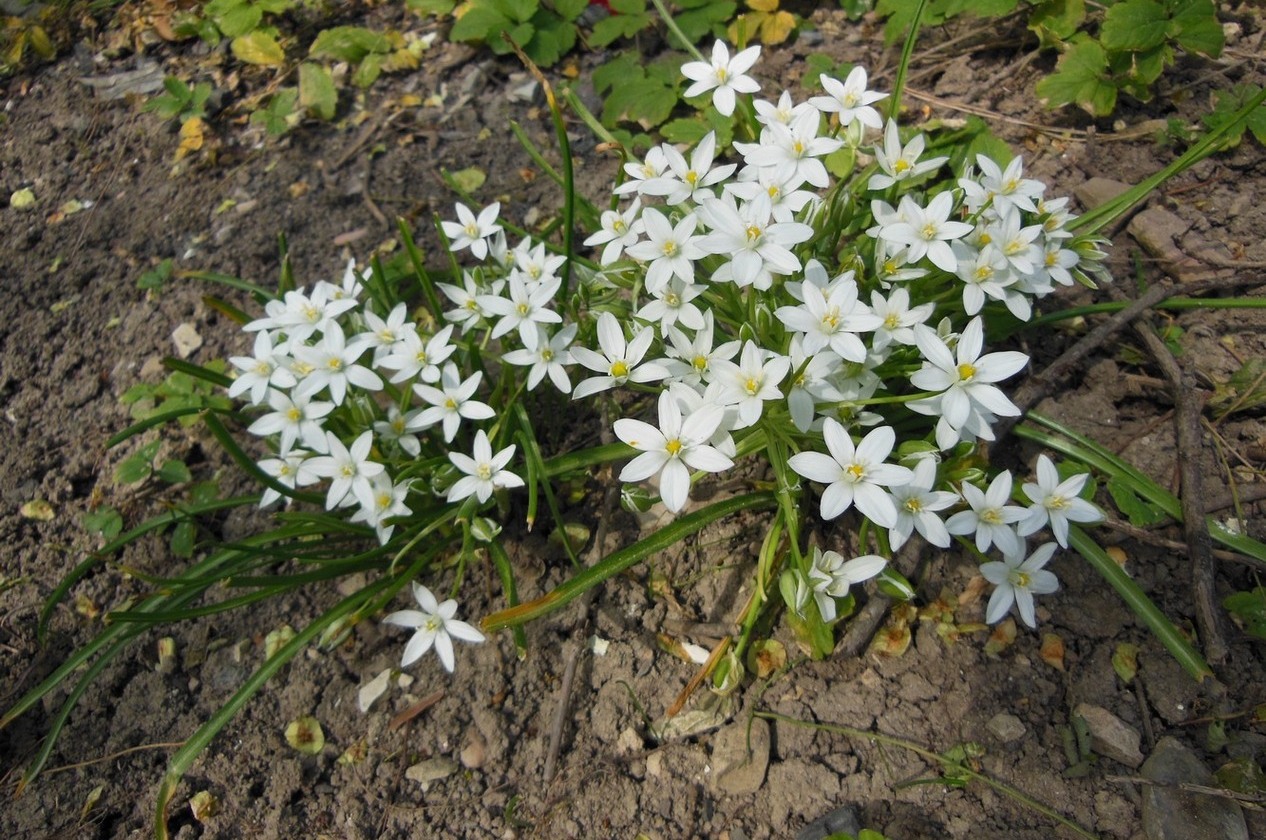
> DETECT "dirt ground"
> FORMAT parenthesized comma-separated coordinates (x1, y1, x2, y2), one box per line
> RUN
(2, 4, 1266, 839)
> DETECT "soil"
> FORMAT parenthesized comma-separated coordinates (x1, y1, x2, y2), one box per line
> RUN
(2, 4, 1266, 840)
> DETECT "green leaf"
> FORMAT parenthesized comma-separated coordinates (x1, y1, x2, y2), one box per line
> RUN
(1168, 0, 1223, 57)
(589, 3, 651, 47)
(449, 166, 486, 193)
(1028, 0, 1086, 47)
(674, 1, 735, 45)
(1035, 35, 1116, 116)
(170, 520, 197, 558)
(1111, 641, 1139, 683)
(659, 117, 711, 145)
(407, 0, 457, 13)
(1106, 475, 1168, 527)
(214, 1, 263, 38)
(351, 52, 383, 88)
(114, 455, 153, 485)
(82, 508, 123, 540)
(1101, 0, 1169, 52)
(137, 258, 174, 291)
(496, 0, 538, 22)
(309, 25, 391, 62)
(157, 459, 192, 485)
(298, 62, 338, 119)
(1224, 588, 1266, 639)
(553, 0, 588, 20)
(1202, 83, 1266, 148)
(232, 30, 286, 66)
(450, 4, 508, 42)
(251, 88, 299, 136)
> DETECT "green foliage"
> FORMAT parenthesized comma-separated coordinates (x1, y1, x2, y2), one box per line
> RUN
(449, 0, 586, 67)
(590, 0, 655, 48)
(250, 88, 301, 136)
(1202, 84, 1266, 149)
(592, 51, 681, 130)
(204, 0, 293, 40)
(137, 258, 175, 292)
(120, 363, 233, 427)
(1224, 587, 1266, 639)
(82, 507, 124, 541)
(144, 77, 213, 122)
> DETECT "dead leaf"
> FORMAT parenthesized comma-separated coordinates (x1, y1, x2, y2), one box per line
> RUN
(176, 117, 205, 160)
(984, 618, 1017, 657)
(20, 499, 54, 520)
(1040, 632, 1066, 670)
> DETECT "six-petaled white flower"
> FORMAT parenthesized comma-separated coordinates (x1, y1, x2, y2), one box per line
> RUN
(788, 421, 913, 528)
(981, 542, 1060, 629)
(447, 430, 524, 505)
(681, 40, 761, 117)
(384, 582, 486, 673)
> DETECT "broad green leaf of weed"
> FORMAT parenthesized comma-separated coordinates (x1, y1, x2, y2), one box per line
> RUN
(553, 0, 588, 20)
(1168, 0, 1223, 57)
(207, 0, 264, 39)
(309, 26, 391, 62)
(674, 0, 736, 46)
(299, 63, 338, 119)
(1100, 0, 1169, 53)
(250, 89, 299, 136)
(170, 520, 197, 558)
(1223, 588, 1266, 639)
(590, 0, 651, 47)
(82, 508, 123, 540)
(1035, 34, 1116, 115)
(450, 4, 510, 44)
(495, 0, 538, 23)
(1210, 358, 1266, 418)
(115, 454, 154, 485)
(1028, 0, 1086, 47)
(1109, 43, 1171, 102)
(352, 52, 383, 87)
(1202, 84, 1266, 148)
(232, 31, 285, 66)
(525, 10, 576, 67)
(157, 459, 192, 485)
(1105, 476, 1167, 527)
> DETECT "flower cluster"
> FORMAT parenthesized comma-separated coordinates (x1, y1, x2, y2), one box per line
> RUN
(227, 41, 1110, 671)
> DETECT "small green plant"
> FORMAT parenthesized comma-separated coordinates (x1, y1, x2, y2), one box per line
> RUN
(143, 77, 213, 122)
(875, 0, 1225, 117)
(1224, 587, 1266, 640)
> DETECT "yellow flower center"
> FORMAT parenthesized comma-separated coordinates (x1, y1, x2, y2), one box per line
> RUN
(662, 241, 679, 257)
(476, 464, 492, 480)
(893, 158, 910, 174)
(846, 463, 866, 482)
(665, 439, 683, 457)
(981, 508, 1002, 525)
(904, 497, 923, 513)
(743, 376, 761, 396)
(957, 362, 977, 381)
(610, 360, 629, 378)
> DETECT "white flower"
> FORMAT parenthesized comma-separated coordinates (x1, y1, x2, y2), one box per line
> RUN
(383, 582, 486, 673)
(571, 312, 670, 399)
(810, 66, 887, 130)
(752, 89, 815, 126)
(615, 146, 670, 197)
(257, 449, 321, 508)
(878, 192, 975, 273)
(681, 40, 761, 117)
(376, 325, 457, 385)
(438, 272, 494, 329)
(228, 330, 297, 405)
(292, 321, 384, 405)
(478, 274, 562, 350)
(351, 472, 411, 544)
(698, 194, 811, 289)
(788, 420, 913, 528)
(349, 302, 415, 362)
(306, 430, 385, 510)
(909, 317, 1029, 431)
(373, 404, 421, 457)
(662, 310, 739, 386)
(624, 208, 707, 294)
(637, 277, 706, 332)
(887, 458, 959, 549)
(946, 470, 1026, 556)
(447, 429, 524, 504)
(410, 363, 495, 443)
(786, 335, 845, 433)
(640, 132, 736, 206)
(735, 108, 842, 190)
(247, 389, 334, 454)
(502, 324, 577, 394)
(868, 120, 947, 190)
(981, 542, 1060, 628)
(584, 198, 646, 265)
(775, 272, 881, 362)
(1017, 455, 1102, 547)
(613, 390, 734, 513)
(807, 547, 887, 622)
(952, 241, 1014, 316)
(708, 340, 790, 428)
(441, 202, 502, 261)
(960, 154, 1044, 216)
(869, 287, 934, 351)
(511, 238, 566, 286)
(314, 258, 364, 303)
(248, 286, 358, 344)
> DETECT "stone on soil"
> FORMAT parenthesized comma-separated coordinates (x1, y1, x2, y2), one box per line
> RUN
(1075, 703, 1143, 768)
(1141, 737, 1247, 840)
(709, 718, 770, 796)
(406, 757, 458, 787)
(986, 712, 1027, 744)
